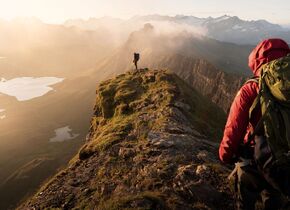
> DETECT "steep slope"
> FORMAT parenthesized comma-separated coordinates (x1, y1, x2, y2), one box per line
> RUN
(20, 69, 234, 210)
(143, 54, 244, 113)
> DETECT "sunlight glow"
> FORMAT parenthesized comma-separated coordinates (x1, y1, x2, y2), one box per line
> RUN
(0, 0, 289, 24)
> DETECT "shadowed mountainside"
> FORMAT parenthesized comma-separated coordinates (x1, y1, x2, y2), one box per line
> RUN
(20, 69, 234, 210)
(144, 54, 244, 113)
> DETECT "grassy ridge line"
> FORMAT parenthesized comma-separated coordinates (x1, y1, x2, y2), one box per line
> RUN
(20, 69, 230, 210)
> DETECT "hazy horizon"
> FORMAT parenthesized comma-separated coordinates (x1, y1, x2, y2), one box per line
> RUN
(0, 0, 289, 25)
(1, 14, 290, 30)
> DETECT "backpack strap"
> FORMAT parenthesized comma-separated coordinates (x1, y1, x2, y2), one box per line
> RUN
(245, 76, 260, 120)
(244, 77, 261, 146)
(245, 94, 264, 147)
(249, 94, 260, 120)
(245, 77, 259, 85)
(248, 77, 260, 131)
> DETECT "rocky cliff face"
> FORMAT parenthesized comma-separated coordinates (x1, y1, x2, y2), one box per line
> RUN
(182, 58, 243, 113)
(20, 69, 233, 210)
(143, 54, 245, 113)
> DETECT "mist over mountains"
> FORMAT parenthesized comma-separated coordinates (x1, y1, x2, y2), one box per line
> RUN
(65, 14, 290, 45)
(0, 14, 283, 209)
(0, 18, 116, 79)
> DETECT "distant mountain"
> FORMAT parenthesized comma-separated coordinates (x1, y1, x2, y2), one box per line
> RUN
(282, 23, 290, 29)
(199, 16, 287, 44)
(132, 15, 290, 44)
(65, 15, 290, 45)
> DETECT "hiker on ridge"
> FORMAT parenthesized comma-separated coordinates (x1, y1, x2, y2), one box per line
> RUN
(219, 39, 290, 210)
(133, 53, 140, 70)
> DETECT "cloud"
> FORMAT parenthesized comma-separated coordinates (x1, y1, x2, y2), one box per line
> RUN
(143, 20, 208, 37)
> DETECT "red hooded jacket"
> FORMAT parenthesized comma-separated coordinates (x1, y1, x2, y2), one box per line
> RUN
(219, 39, 290, 164)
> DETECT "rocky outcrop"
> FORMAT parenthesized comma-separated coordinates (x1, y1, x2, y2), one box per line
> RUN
(20, 69, 233, 210)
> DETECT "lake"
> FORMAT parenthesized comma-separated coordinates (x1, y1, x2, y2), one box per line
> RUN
(50, 126, 79, 142)
(0, 77, 64, 101)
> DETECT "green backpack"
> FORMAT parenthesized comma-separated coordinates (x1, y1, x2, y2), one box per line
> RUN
(250, 54, 290, 196)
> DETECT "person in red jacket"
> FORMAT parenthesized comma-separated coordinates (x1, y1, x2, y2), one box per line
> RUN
(219, 38, 290, 210)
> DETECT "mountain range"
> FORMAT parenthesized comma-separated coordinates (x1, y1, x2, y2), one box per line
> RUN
(65, 14, 290, 45)
(0, 14, 279, 209)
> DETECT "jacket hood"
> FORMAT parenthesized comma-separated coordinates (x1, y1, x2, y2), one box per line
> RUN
(248, 39, 290, 76)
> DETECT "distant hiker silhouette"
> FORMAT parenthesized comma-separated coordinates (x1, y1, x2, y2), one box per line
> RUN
(133, 53, 140, 70)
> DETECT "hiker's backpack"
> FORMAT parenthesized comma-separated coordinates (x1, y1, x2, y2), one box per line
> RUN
(134, 53, 140, 62)
(250, 54, 290, 196)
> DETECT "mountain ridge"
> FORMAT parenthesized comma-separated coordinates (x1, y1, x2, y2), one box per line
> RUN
(20, 69, 233, 210)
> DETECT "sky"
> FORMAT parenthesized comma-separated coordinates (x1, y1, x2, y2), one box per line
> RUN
(0, 0, 289, 24)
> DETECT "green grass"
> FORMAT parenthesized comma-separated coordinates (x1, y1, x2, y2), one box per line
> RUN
(98, 191, 166, 210)
(79, 69, 226, 160)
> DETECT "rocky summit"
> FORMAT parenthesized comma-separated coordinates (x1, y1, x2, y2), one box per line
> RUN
(20, 69, 233, 210)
